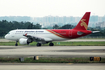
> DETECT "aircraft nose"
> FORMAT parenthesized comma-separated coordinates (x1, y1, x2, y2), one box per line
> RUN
(5, 34, 8, 39)
(5, 34, 7, 39)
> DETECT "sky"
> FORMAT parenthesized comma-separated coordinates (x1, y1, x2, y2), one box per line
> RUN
(0, 0, 105, 17)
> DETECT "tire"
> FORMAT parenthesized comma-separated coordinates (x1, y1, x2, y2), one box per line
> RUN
(15, 43, 18, 46)
(49, 43, 54, 46)
(37, 43, 41, 47)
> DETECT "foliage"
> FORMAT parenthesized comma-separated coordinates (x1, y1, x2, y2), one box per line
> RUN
(0, 20, 41, 37)
(53, 24, 74, 29)
(0, 57, 105, 63)
(60, 24, 74, 29)
(0, 20, 105, 37)
(53, 24, 59, 29)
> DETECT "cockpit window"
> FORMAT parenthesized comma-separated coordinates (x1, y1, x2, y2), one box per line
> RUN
(7, 32, 10, 34)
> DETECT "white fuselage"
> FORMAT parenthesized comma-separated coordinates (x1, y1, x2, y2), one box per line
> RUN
(5, 29, 69, 41)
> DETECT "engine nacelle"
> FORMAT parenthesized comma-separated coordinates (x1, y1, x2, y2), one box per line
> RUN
(19, 38, 32, 45)
(19, 38, 28, 45)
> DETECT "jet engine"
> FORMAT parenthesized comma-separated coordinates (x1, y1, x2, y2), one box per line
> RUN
(19, 38, 32, 45)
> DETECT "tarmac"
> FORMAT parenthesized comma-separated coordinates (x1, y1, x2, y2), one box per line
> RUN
(0, 39, 105, 70)
(0, 46, 105, 58)
(0, 63, 105, 70)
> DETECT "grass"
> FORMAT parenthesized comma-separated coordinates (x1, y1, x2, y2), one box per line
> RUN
(0, 41, 105, 46)
(52, 41, 105, 46)
(0, 57, 105, 63)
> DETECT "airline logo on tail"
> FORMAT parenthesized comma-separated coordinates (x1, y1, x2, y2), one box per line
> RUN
(74, 12, 90, 30)
(80, 19, 88, 30)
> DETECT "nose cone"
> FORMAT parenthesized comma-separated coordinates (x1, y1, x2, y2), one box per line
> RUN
(5, 34, 9, 39)
(5, 34, 7, 39)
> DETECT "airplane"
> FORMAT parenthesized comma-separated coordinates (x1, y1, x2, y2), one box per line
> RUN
(5, 12, 99, 46)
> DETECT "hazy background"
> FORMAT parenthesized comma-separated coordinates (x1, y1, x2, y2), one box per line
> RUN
(0, 0, 105, 28)
(0, 0, 105, 17)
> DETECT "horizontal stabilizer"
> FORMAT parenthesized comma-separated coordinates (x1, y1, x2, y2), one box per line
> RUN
(92, 31, 100, 33)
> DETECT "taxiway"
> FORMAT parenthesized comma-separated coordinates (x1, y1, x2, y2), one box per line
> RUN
(0, 46, 105, 70)
(0, 63, 105, 70)
(0, 46, 105, 58)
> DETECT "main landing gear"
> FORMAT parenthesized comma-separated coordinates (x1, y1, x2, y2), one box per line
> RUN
(36, 43, 41, 46)
(49, 42, 54, 46)
(15, 41, 54, 47)
(36, 42, 54, 47)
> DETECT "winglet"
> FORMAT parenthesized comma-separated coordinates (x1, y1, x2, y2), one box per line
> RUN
(73, 12, 91, 30)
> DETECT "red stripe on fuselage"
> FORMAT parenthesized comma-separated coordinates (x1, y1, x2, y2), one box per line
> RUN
(46, 29, 92, 39)
(46, 29, 71, 39)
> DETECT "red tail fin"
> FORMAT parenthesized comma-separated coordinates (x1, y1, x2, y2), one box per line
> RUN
(73, 12, 91, 30)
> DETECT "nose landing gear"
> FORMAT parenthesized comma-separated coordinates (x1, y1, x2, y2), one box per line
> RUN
(15, 41, 18, 46)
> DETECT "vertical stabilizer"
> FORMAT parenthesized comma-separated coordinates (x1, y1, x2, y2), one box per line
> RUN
(73, 12, 91, 30)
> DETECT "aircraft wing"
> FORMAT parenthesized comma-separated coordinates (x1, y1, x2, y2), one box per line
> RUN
(23, 34, 52, 43)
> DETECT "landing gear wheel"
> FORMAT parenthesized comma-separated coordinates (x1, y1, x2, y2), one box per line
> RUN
(15, 43, 18, 46)
(49, 43, 54, 46)
(37, 43, 41, 47)
(27, 42, 30, 45)
(15, 41, 18, 46)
